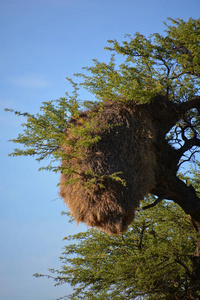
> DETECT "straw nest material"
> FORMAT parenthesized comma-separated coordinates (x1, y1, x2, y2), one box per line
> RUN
(60, 99, 158, 235)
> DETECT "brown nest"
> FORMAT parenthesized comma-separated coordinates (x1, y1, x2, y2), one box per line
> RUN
(60, 99, 157, 234)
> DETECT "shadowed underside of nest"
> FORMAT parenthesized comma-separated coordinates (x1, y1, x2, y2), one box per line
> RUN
(60, 100, 157, 235)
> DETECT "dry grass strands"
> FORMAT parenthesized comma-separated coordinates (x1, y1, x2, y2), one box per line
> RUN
(60, 100, 157, 235)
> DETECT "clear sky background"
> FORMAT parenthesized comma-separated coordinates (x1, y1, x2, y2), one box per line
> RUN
(1, 0, 200, 299)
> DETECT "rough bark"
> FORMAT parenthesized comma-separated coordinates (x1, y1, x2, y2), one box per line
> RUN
(148, 95, 200, 299)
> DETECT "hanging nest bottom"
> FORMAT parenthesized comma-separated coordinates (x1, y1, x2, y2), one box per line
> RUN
(60, 100, 157, 235)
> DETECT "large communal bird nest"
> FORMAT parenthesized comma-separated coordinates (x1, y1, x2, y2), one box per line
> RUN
(59, 97, 163, 235)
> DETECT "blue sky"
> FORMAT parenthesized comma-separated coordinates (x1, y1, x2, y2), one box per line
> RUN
(1, 0, 200, 299)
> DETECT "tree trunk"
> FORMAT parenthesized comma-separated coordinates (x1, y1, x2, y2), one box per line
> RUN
(189, 214, 200, 299)
(149, 100, 200, 298)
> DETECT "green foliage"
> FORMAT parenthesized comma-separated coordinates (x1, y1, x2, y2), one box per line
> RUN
(6, 18, 200, 172)
(34, 196, 197, 300)
(7, 17, 200, 299)
(163, 18, 200, 77)
(5, 85, 79, 172)
(104, 18, 200, 102)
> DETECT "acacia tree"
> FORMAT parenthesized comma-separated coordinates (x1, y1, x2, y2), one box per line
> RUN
(7, 18, 200, 298)
(35, 194, 198, 300)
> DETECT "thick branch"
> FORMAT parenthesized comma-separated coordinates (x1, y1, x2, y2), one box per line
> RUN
(177, 137, 200, 157)
(177, 96, 200, 113)
(153, 177, 200, 217)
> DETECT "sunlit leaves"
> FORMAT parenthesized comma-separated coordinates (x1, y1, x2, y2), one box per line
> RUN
(6, 18, 200, 175)
(6, 82, 81, 172)
(35, 196, 197, 299)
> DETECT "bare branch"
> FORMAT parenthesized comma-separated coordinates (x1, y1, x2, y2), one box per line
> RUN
(178, 149, 200, 169)
(177, 138, 200, 158)
(142, 195, 167, 210)
(169, 71, 186, 80)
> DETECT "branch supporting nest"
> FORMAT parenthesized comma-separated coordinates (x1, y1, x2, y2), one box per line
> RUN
(60, 94, 200, 234)
(142, 195, 167, 210)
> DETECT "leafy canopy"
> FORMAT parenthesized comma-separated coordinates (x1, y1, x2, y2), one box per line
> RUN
(6, 18, 200, 175)
(34, 169, 200, 299)
(35, 194, 198, 300)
